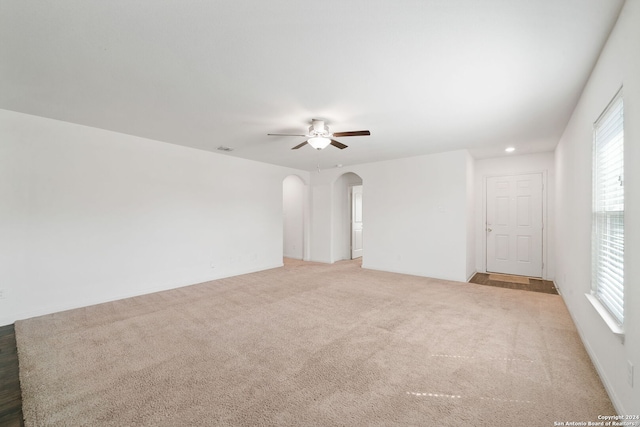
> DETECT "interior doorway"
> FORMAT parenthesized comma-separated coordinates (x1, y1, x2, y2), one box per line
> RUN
(351, 185, 363, 259)
(332, 172, 363, 262)
(485, 173, 543, 277)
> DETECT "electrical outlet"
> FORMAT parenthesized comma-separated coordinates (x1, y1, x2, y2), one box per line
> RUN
(628, 360, 634, 388)
(0, 288, 5, 299)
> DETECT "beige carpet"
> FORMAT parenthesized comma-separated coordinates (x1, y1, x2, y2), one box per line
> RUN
(16, 259, 613, 426)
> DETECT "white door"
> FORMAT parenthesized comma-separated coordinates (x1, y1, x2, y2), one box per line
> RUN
(351, 185, 363, 259)
(486, 174, 543, 277)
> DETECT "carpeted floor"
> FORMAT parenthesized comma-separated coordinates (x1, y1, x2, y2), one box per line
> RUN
(15, 259, 612, 426)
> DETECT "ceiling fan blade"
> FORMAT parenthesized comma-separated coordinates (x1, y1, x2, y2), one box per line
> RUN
(268, 133, 308, 137)
(330, 139, 348, 149)
(332, 130, 370, 137)
(291, 141, 309, 150)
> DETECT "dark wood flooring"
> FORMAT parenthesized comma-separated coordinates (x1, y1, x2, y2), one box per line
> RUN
(0, 324, 23, 427)
(470, 272, 558, 295)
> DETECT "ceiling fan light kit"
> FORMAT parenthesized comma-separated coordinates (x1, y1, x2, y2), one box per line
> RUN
(268, 119, 370, 151)
(308, 136, 331, 150)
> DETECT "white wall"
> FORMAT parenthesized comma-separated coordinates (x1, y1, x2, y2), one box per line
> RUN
(309, 184, 333, 263)
(310, 150, 472, 282)
(0, 109, 309, 325)
(474, 152, 555, 280)
(555, 0, 640, 414)
(331, 172, 363, 262)
(282, 175, 305, 259)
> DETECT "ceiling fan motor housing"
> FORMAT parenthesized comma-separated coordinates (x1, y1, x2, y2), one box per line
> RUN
(310, 120, 330, 137)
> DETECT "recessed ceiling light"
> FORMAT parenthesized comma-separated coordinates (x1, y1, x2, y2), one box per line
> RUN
(505, 147, 515, 153)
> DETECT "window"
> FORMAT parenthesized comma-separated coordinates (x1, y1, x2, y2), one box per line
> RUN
(592, 88, 624, 326)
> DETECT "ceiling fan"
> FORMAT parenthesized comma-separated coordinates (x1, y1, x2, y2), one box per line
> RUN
(268, 119, 370, 150)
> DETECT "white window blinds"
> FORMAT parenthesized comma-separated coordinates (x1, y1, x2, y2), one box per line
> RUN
(592, 89, 624, 325)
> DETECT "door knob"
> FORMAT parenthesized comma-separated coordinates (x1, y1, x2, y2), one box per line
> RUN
(487, 228, 492, 232)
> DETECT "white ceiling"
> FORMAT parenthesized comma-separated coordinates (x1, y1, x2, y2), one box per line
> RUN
(0, 0, 625, 171)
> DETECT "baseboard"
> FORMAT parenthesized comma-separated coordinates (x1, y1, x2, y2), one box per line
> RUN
(308, 257, 332, 264)
(553, 281, 562, 296)
(1, 262, 283, 326)
(555, 285, 625, 414)
(361, 264, 464, 283)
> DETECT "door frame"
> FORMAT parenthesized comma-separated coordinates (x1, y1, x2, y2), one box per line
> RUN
(350, 184, 363, 259)
(481, 170, 548, 279)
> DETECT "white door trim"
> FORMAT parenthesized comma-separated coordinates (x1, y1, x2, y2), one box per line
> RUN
(481, 170, 548, 279)
(350, 184, 363, 259)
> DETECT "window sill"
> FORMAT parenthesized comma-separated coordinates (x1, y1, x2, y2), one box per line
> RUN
(585, 293, 624, 341)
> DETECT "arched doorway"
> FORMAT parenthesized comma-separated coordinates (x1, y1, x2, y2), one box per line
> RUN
(332, 172, 363, 261)
(282, 175, 306, 260)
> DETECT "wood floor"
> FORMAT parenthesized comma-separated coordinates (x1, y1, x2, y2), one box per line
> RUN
(0, 324, 23, 427)
(470, 272, 558, 295)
